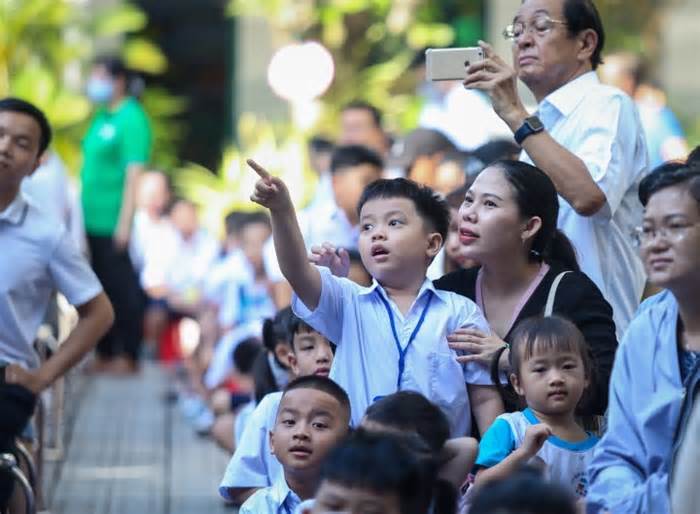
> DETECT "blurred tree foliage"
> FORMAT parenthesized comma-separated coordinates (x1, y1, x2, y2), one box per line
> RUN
(0, 0, 185, 173)
(228, 0, 484, 137)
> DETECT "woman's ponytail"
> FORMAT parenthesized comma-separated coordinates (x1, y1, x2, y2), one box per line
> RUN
(545, 229, 580, 272)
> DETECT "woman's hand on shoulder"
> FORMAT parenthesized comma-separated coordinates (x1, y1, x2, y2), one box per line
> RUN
(448, 327, 508, 367)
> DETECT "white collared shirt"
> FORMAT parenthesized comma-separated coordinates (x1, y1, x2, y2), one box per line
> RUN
(219, 392, 283, 499)
(264, 200, 359, 283)
(292, 267, 492, 437)
(239, 473, 302, 514)
(0, 193, 102, 368)
(521, 71, 649, 335)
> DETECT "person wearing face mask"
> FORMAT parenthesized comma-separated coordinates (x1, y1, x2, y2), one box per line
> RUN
(80, 56, 152, 374)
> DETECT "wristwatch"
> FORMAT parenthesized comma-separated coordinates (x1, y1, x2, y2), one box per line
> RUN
(514, 116, 544, 145)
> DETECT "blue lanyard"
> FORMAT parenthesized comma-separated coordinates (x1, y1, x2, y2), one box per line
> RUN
(282, 505, 292, 514)
(376, 290, 434, 390)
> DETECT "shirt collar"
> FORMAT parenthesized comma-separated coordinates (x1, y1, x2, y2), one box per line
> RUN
(359, 276, 444, 305)
(0, 193, 28, 225)
(271, 477, 301, 511)
(540, 71, 599, 117)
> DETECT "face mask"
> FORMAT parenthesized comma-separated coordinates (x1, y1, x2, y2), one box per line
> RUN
(86, 78, 114, 104)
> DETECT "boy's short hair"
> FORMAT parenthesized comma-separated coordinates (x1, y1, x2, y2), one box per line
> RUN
(0, 97, 52, 155)
(282, 376, 350, 418)
(224, 210, 248, 237)
(469, 465, 576, 514)
(364, 391, 450, 454)
(330, 144, 384, 175)
(319, 429, 437, 514)
(309, 135, 334, 154)
(240, 210, 271, 230)
(357, 178, 450, 241)
(342, 100, 383, 128)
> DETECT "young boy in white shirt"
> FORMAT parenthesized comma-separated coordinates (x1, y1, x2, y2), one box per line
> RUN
(249, 160, 503, 437)
(238, 375, 350, 514)
(219, 313, 335, 505)
(0, 98, 114, 508)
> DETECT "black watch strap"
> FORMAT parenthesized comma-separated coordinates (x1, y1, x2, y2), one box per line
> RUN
(514, 116, 544, 145)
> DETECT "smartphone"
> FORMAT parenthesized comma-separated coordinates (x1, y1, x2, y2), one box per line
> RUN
(425, 47, 484, 81)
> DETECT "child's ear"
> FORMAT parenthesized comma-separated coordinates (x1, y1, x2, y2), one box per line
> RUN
(274, 344, 291, 369)
(510, 373, 525, 396)
(287, 353, 300, 377)
(269, 430, 276, 455)
(426, 232, 443, 258)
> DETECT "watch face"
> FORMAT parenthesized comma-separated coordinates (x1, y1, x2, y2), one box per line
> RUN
(527, 116, 544, 131)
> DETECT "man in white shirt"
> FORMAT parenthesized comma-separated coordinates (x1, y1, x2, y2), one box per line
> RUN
(0, 98, 114, 508)
(463, 0, 648, 335)
(264, 145, 383, 307)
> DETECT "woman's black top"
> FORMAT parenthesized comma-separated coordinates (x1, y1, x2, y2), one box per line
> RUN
(434, 264, 618, 416)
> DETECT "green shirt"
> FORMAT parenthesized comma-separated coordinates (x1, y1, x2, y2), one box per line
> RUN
(80, 97, 151, 236)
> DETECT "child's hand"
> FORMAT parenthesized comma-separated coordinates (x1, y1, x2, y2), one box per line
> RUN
(521, 423, 552, 457)
(309, 242, 350, 278)
(248, 159, 292, 212)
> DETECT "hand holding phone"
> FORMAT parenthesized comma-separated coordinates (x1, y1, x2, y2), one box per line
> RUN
(425, 47, 485, 81)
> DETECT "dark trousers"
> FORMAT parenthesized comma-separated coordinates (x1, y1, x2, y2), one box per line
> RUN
(87, 235, 144, 361)
(0, 374, 37, 508)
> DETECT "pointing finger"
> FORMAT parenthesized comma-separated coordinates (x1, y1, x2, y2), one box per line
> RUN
(247, 159, 271, 181)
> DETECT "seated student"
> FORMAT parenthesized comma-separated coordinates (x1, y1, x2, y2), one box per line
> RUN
(238, 375, 351, 514)
(473, 317, 598, 500)
(468, 465, 577, 514)
(0, 98, 115, 509)
(219, 312, 334, 504)
(362, 391, 478, 491)
(263, 144, 384, 307)
(250, 159, 502, 437)
(308, 429, 457, 514)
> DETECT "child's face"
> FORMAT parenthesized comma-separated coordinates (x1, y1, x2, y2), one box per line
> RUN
(0, 111, 42, 193)
(446, 207, 478, 270)
(511, 346, 588, 416)
(289, 330, 334, 378)
(312, 480, 401, 514)
(240, 221, 271, 274)
(270, 388, 349, 476)
(359, 197, 441, 287)
(331, 164, 382, 224)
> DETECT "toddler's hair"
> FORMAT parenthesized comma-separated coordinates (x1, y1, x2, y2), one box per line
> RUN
(253, 308, 295, 403)
(364, 391, 450, 455)
(490, 316, 593, 409)
(469, 465, 577, 514)
(319, 429, 456, 514)
(358, 178, 450, 241)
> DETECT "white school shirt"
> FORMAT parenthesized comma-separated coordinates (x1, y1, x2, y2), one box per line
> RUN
(292, 267, 492, 437)
(476, 408, 599, 498)
(219, 392, 283, 499)
(0, 193, 103, 368)
(239, 474, 302, 514)
(521, 71, 648, 336)
(264, 200, 359, 283)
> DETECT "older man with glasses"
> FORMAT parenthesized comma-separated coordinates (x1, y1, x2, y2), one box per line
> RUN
(463, 0, 648, 336)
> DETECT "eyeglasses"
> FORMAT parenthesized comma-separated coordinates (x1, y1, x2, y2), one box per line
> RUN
(633, 222, 700, 247)
(502, 15, 568, 41)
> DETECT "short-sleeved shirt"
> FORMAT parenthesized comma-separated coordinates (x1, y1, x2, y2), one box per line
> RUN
(81, 96, 151, 236)
(238, 474, 301, 514)
(476, 408, 598, 498)
(0, 193, 103, 368)
(521, 71, 648, 336)
(292, 267, 492, 437)
(219, 392, 283, 499)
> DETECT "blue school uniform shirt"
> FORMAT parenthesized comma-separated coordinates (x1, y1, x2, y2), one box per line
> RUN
(292, 267, 492, 437)
(219, 392, 283, 500)
(587, 291, 700, 513)
(476, 408, 598, 498)
(238, 474, 301, 514)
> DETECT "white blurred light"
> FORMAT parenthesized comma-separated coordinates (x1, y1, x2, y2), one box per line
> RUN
(267, 41, 335, 102)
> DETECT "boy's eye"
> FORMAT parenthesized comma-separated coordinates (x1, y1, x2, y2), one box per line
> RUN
(533, 367, 546, 373)
(281, 419, 295, 427)
(362, 223, 373, 231)
(388, 219, 403, 227)
(301, 345, 314, 352)
(312, 421, 328, 429)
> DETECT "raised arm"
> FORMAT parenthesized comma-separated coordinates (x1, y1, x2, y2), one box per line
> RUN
(248, 159, 321, 310)
(464, 42, 606, 216)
